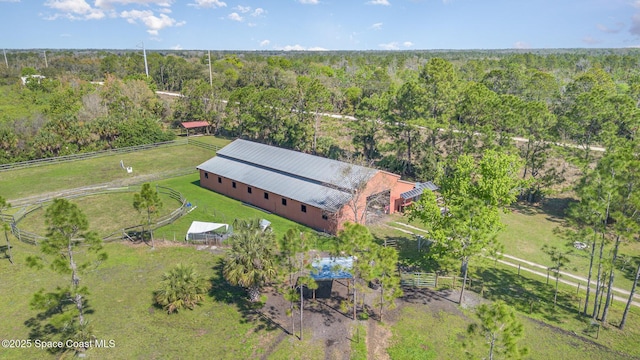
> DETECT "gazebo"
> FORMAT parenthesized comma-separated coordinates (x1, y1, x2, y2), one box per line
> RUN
(180, 121, 210, 136)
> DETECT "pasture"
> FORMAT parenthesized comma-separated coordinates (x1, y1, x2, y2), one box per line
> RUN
(1, 135, 640, 359)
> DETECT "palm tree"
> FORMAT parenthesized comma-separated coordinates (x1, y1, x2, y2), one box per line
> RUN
(154, 264, 209, 314)
(223, 219, 277, 302)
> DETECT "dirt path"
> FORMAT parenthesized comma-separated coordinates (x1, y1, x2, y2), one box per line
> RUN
(367, 319, 391, 360)
(259, 331, 288, 360)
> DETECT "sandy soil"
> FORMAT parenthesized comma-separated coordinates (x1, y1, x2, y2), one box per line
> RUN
(255, 280, 488, 360)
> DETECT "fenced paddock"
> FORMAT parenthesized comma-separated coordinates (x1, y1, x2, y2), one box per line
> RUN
(0, 140, 188, 172)
(6, 185, 189, 245)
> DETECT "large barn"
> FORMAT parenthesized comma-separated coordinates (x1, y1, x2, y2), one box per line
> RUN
(196, 139, 434, 234)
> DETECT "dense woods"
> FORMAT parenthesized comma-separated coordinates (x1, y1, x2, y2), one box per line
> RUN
(2, 48, 640, 357)
(2, 49, 640, 194)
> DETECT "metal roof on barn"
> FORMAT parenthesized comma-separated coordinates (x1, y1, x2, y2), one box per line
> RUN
(197, 139, 379, 211)
(400, 181, 439, 199)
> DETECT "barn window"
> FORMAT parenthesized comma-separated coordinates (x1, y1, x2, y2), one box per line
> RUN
(232, 182, 236, 188)
(217, 177, 222, 183)
(322, 213, 328, 220)
(248, 187, 252, 194)
(281, 198, 287, 206)
(264, 192, 269, 199)
(204, 172, 209, 179)
(301, 205, 307, 213)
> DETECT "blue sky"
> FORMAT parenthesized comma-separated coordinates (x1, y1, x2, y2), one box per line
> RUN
(1, 0, 640, 50)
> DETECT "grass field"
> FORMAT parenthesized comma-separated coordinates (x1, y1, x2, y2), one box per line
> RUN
(0, 136, 231, 201)
(369, 224, 640, 359)
(151, 173, 318, 242)
(16, 191, 178, 238)
(0, 239, 279, 360)
(2, 135, 640, 359)
(387, 305, 628, 360)
(391, 203, 640, 292)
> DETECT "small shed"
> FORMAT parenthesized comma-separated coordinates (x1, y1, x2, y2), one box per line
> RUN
(185, 221, 231, 244)
(180, 121, 210, 136)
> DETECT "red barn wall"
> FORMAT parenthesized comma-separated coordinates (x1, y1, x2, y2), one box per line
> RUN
(199, 170, 338, 233)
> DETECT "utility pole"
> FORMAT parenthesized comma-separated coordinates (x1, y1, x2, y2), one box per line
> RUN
(43, 50, 48, 68)
(208, 50, 213, 88)
(137, 41, 149, 78)
(3, 49, 7, 67)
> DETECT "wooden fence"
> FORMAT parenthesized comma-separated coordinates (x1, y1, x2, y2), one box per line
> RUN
(187, 138, 220, 152)
(0, 139, 188, 172)
(6, 185, 189, 245)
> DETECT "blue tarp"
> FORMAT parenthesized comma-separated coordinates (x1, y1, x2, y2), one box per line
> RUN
(310, 257, 354, 280)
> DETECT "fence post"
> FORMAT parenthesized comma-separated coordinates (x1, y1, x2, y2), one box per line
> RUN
(577, 283, 581, 295)
(518, 264, 521, 276)
(547, 269, 550, 285)
(435, 274, 438, 287)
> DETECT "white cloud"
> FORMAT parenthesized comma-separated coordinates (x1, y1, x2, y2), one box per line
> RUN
(378, 42, 399, 50)
(171, 44, 183, 50)
(189, 0, 226, 8)
(403, 41, 413, 47)
(298, 0, 319, 4)
(120, 9, 184, 35)
(275, 44, 327, 51)
(368, 0, 390, 5)
(259, 39, 270, 47)
(232, 5, 265, 17)
(44, 0, 105, 20)
(228, 12, 243, 21)
(514, 41, 530, 49)
(95, 0, 173, 8)
(371, 22, 383, 30)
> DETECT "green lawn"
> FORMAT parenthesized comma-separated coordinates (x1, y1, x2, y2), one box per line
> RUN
(0, 240, 278, 360)
(0, 138, 231, 201)
(369, 224, 640, 359)
(392, 205, 640, 293)
(15, 191, 178, 238)
(152, 174, 322, 243)
(387, 305, 628, 360)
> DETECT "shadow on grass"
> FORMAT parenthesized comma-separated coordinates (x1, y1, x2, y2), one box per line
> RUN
(476, 267, 582, 324)
(209, 260, 285, 335)
(620, 255, 640, 283)
(373, 233, 434, 271)
(401, 287, 455, 306)
(24, 290, 95, 355)
(510, 197, 577, 222)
